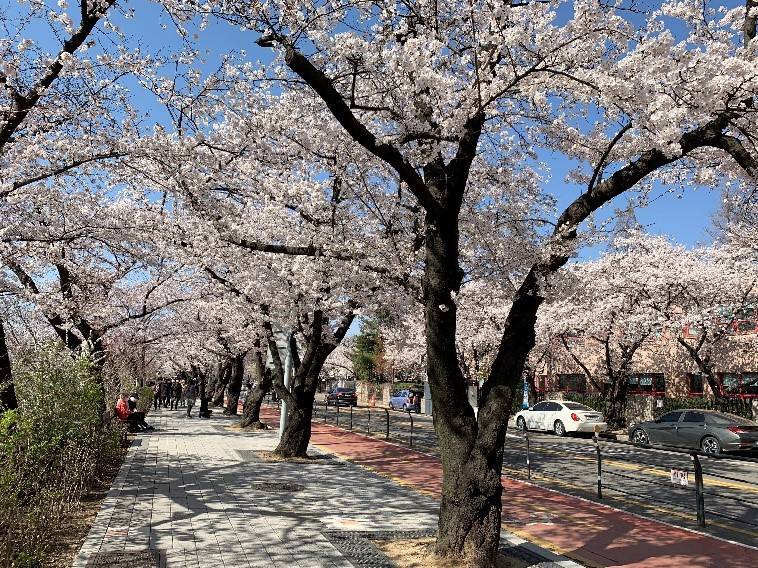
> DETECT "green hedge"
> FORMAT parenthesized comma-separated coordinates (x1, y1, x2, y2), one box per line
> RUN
(135, 385, 155, 413)
(0, 346, 123, 566)
(659, 396, 754, 420)
(563, 393, 610, 416)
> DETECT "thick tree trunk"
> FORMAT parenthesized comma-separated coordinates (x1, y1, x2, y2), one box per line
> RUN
(605, 376, 629, 430)
(225, 354, 244, 415)
(270, 312, 353, 458)
(0, 320, 17, 412)
(273, 383, 316, 458)
(422, 209, 508, 565)
(212, 362, 231, 406)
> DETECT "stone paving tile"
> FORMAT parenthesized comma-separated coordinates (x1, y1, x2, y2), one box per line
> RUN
(73, 406, 574, 568)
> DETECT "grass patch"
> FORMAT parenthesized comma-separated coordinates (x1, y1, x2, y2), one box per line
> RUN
(255, 450, 335, 463)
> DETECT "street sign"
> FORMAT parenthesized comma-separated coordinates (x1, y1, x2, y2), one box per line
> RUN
(522, 378, 529, 409)
(670, 468, 689, 486)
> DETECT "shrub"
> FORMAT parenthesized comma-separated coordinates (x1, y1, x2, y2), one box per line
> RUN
(563, 393, 610, 416)
(135, 386, 155, 413)
(0, 345, 123, 566)
(659, 396, 754, 420)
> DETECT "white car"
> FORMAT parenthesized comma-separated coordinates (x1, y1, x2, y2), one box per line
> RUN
(514, 400, 607, 436)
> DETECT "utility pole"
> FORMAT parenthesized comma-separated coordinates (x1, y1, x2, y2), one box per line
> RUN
(278, 330, 293, 438)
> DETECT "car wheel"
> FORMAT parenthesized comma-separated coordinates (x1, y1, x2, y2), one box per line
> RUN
(554, 420, 566, 437)
(402, 403, 407, 411)
(516, 417, 527, 431)
(701, 436, 721, 455)
(631, 428, 649, 446)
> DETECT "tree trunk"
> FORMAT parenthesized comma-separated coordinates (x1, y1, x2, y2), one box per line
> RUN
(0, 320, 17, 412)
(240, 352, 270, 429)
(273, 383, 316, 458)
(605, 375, 629, 430)
(421, 208, 509, 565)
(271, 312, 353, 458)
(212, 362, 231, 406)
(225, 354, 245, 415)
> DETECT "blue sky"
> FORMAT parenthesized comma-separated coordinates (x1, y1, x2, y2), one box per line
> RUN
(23, 0, 723, 252)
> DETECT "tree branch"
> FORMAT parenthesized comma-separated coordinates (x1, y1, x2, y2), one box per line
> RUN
(283, 47, 442, 219)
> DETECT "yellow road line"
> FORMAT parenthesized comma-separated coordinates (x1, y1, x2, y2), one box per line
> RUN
(516, 443, 758, 494)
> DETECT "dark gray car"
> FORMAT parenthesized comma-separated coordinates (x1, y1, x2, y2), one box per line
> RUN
(629, 409, 758, 454)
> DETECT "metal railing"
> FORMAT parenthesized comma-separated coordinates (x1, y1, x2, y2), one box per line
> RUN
(315, 402, 421, 449)
(516, 431, 758, 531)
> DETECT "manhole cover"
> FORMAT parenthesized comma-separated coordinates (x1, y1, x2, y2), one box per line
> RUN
(85, 550, 164, 567)
(250, 481, 305, 492)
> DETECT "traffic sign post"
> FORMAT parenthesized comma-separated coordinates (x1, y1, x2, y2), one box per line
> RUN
(594, 425, 603, 499)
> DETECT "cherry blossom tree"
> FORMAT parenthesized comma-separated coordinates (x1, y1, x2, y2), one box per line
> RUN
(537, 234, 687, 428)
(166, 1, 758, 562)
(0, 0, 135, 204)
(658, 244, 758, 398)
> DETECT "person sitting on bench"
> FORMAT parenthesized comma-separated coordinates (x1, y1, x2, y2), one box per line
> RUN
(116, 393, 153, 432)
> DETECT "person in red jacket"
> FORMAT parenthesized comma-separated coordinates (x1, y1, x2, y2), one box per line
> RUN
(116, 393, 153, 432)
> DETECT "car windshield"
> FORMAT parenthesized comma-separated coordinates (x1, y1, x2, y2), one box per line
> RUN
(563, 403, 595, 411)
(335, 388, 354, 393)
(705, 412, 756, 426)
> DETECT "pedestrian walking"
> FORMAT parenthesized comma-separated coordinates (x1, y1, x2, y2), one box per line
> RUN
(160, 379, 170, 408)
(172, 379, 182, 410)
(151, 381, 160, 410)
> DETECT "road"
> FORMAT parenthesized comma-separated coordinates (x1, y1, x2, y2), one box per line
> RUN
(314, 403, 758, 549)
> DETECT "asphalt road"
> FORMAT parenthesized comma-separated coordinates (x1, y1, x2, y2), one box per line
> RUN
(501, 429, 758, 548)
(315, 403, 758, 548)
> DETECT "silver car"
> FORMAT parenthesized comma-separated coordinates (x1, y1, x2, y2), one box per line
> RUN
(388, 390, 413, 410)
(629, 409, 758, 454)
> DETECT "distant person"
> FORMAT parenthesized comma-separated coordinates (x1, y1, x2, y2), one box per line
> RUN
(116, 393, 153, 432)
(160, 379, 170, 408)
(184, 380, 197, 417)
(151, 381, 160, 410)
(171, 379, 182, 410)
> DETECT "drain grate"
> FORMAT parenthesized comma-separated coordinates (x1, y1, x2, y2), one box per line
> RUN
(250, 481, 305, 492)
(322, 530, 559, 567)
(322, 529, 435, 567)
(85, 550, 164, 567)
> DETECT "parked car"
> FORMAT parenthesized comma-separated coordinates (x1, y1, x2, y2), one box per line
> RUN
(514, 400, 607, 436)
(326, 387, 357, 407)
(629, 410, 758, 454)
(389, 390, 414, 411)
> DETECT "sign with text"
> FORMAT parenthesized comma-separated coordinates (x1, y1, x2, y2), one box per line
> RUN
(670, 469, 689, 486)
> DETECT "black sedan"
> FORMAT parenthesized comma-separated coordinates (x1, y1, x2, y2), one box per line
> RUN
(629, 409, 758, 454)
(325, 387, 357, 407)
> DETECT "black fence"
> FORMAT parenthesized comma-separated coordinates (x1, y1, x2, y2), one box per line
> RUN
(315, 402, 432, 450)
(511, 432, 758, 533)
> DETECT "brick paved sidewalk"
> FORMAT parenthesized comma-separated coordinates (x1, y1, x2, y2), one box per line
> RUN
(73, 407, 577, 567)
(270, 407, 758, 568)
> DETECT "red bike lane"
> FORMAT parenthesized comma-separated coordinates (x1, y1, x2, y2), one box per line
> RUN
(259, 408, 758, 567)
